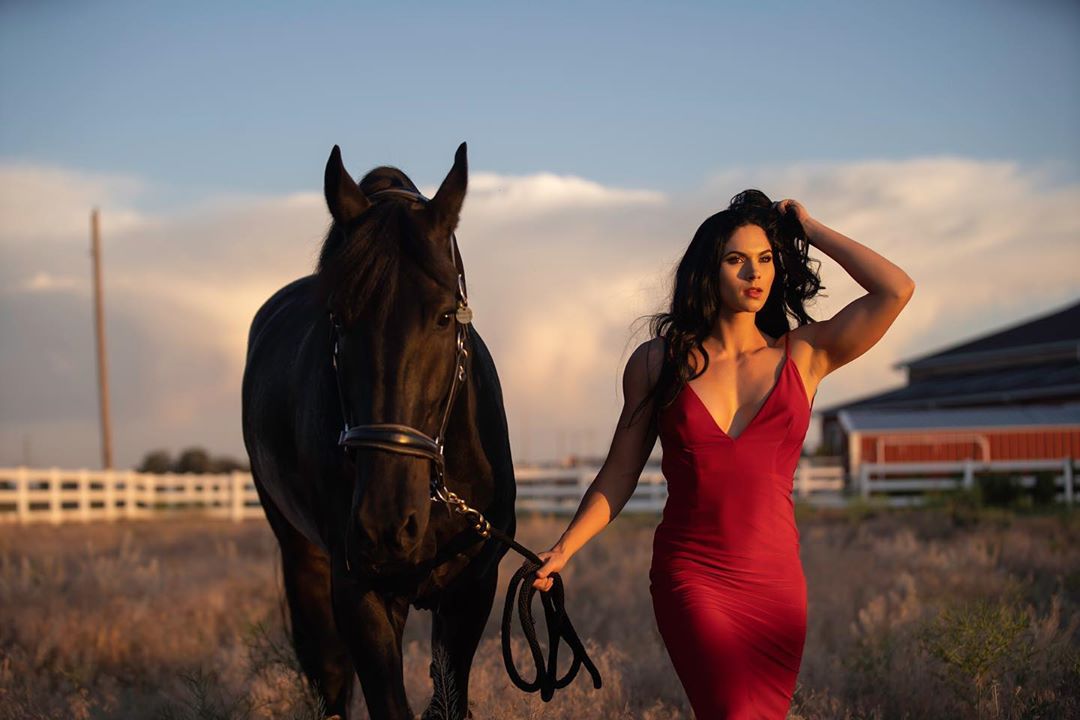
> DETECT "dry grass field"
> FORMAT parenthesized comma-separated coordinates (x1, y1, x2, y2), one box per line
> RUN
(1, 502, 1077, 719)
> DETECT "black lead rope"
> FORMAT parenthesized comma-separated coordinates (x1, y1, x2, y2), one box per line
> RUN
(483, 525, 603, 701)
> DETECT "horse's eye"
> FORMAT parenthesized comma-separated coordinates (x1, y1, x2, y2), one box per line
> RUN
(436, 311, 454, 328)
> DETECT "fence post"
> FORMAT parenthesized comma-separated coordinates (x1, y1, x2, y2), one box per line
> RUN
(104, 469, 116, 522)
(49, 467, 62, 524)
(1064, 457, 1074, 507)
(962, 458, 975, 491)
(231, 471, 245, 522)
(125, 470, 137, 519)
(859, 463, 870, 499)
(15, 466, 29, 524)
(796, 463, 811, 499)
(186, 473, 197, 513)
(78, 468, 90, 522)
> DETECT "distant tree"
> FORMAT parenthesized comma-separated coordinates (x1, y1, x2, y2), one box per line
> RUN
(175, 447, 213, 474)
(209, 455, 250, 473)
(135, 447, 250, 473)
(138, 449, 174, 474)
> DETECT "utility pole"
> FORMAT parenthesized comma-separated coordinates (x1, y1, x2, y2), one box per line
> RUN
(90, 208, 113, 469)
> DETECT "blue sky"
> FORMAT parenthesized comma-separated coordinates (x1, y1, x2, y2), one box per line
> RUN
(2, 0, 1077, 210)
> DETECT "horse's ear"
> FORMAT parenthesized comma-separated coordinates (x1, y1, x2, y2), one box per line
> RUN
(426, 142, 467, 236)
(324, 145, 370, 224)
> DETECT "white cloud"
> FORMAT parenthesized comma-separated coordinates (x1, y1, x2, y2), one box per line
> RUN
(0, 164, 148, 242)
(447, 172, 667, 220)
(1, 158, 1078, 468)
(8, 271, 86, 295)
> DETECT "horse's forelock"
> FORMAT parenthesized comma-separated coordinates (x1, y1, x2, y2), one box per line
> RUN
(316, 184, 456, 327)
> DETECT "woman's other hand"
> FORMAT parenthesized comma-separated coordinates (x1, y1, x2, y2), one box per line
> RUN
(773, 198, 815, 235)
(528, 547, 570, 592)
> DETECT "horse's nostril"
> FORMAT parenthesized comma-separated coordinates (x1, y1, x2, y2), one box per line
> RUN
(401, 511, 419, 542)
(385, 511, 420, 551)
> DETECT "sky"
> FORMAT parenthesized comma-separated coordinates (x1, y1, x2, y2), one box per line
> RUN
(1, 0, 1079, 469)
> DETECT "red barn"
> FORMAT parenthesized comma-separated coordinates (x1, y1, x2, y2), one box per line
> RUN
(816, 298, 1080, 490)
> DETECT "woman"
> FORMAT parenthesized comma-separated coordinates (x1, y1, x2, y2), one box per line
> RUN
(527, 189, 915, 718)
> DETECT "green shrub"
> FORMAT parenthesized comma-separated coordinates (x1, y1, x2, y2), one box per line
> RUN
(1032, 471, 1058, 507)
(916, 592, 1080, 718)
(977, 473, 1023, 508)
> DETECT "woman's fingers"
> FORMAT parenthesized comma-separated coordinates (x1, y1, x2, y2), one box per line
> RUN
(531, 568, 553, 591)
(774, 198, 811, 227)
(528, 550, 565, 592)
(526, 556, 548, 591)
(530, 572, 553, 592)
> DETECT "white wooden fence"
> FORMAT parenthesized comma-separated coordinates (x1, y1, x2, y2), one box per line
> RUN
(857, 457, 1077, 506)
(0, 467, 262, 524)
(4, 458, 1073, 524)
(0, 463, 848, 523)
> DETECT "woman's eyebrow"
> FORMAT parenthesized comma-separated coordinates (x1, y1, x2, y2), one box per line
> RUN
(723, 249, 773, 257)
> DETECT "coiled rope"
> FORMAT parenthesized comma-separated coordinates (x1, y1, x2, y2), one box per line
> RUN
(485, 525, 603, 701)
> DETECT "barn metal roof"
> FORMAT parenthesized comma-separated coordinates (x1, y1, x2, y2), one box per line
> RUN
(817, 360, 1080, 414)
(838, 402, 1080, 433)
(817, 297, 1080, 424)
(898, 298, 1080, 370)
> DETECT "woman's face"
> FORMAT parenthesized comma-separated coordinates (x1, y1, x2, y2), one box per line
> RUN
(717, 223, 775, 314)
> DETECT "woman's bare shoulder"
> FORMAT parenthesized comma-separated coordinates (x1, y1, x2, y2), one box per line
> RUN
(781, 324, 825, 400)
(626, 337, 667, 389)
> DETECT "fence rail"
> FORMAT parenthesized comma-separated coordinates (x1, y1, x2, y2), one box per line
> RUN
(0, 463, 848, 523)
(857, 456, 1077, 506)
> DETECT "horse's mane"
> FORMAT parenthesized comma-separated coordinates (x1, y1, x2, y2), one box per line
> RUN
(314, 166, 457, 326)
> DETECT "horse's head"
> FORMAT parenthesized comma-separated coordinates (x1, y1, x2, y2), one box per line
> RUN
(315, 143, 469, 570)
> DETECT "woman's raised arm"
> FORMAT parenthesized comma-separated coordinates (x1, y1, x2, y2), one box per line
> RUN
(778, 199, 916, 385)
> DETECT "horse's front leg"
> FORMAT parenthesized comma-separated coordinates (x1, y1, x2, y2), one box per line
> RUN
(423, 566, 499, 720)
(331, 566, 413, 720)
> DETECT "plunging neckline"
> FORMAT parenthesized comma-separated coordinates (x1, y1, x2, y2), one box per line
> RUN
(683, 354, 792, 442)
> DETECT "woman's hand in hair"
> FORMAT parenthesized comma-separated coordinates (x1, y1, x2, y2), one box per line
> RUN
(773, 199, 815, 239)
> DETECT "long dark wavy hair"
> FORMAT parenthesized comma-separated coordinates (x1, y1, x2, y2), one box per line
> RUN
(631, 188, 825, 433)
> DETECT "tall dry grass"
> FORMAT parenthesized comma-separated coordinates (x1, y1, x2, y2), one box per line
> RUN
(0, 505, 1076, 719)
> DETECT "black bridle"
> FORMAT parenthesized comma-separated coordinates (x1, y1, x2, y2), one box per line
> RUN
(325, 186, 601, 702)
(328, 186, 479, 524)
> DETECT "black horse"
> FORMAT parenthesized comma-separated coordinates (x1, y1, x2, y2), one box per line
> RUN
(241, 143, 516, 719)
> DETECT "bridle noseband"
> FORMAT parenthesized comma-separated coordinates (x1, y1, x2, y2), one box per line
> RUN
(327, 187, 489, 535)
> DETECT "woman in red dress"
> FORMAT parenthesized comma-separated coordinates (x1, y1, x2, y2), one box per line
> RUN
(529, 189, 915, 718)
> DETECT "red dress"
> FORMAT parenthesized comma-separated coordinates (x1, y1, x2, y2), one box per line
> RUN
(649, 333, 813, 719)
